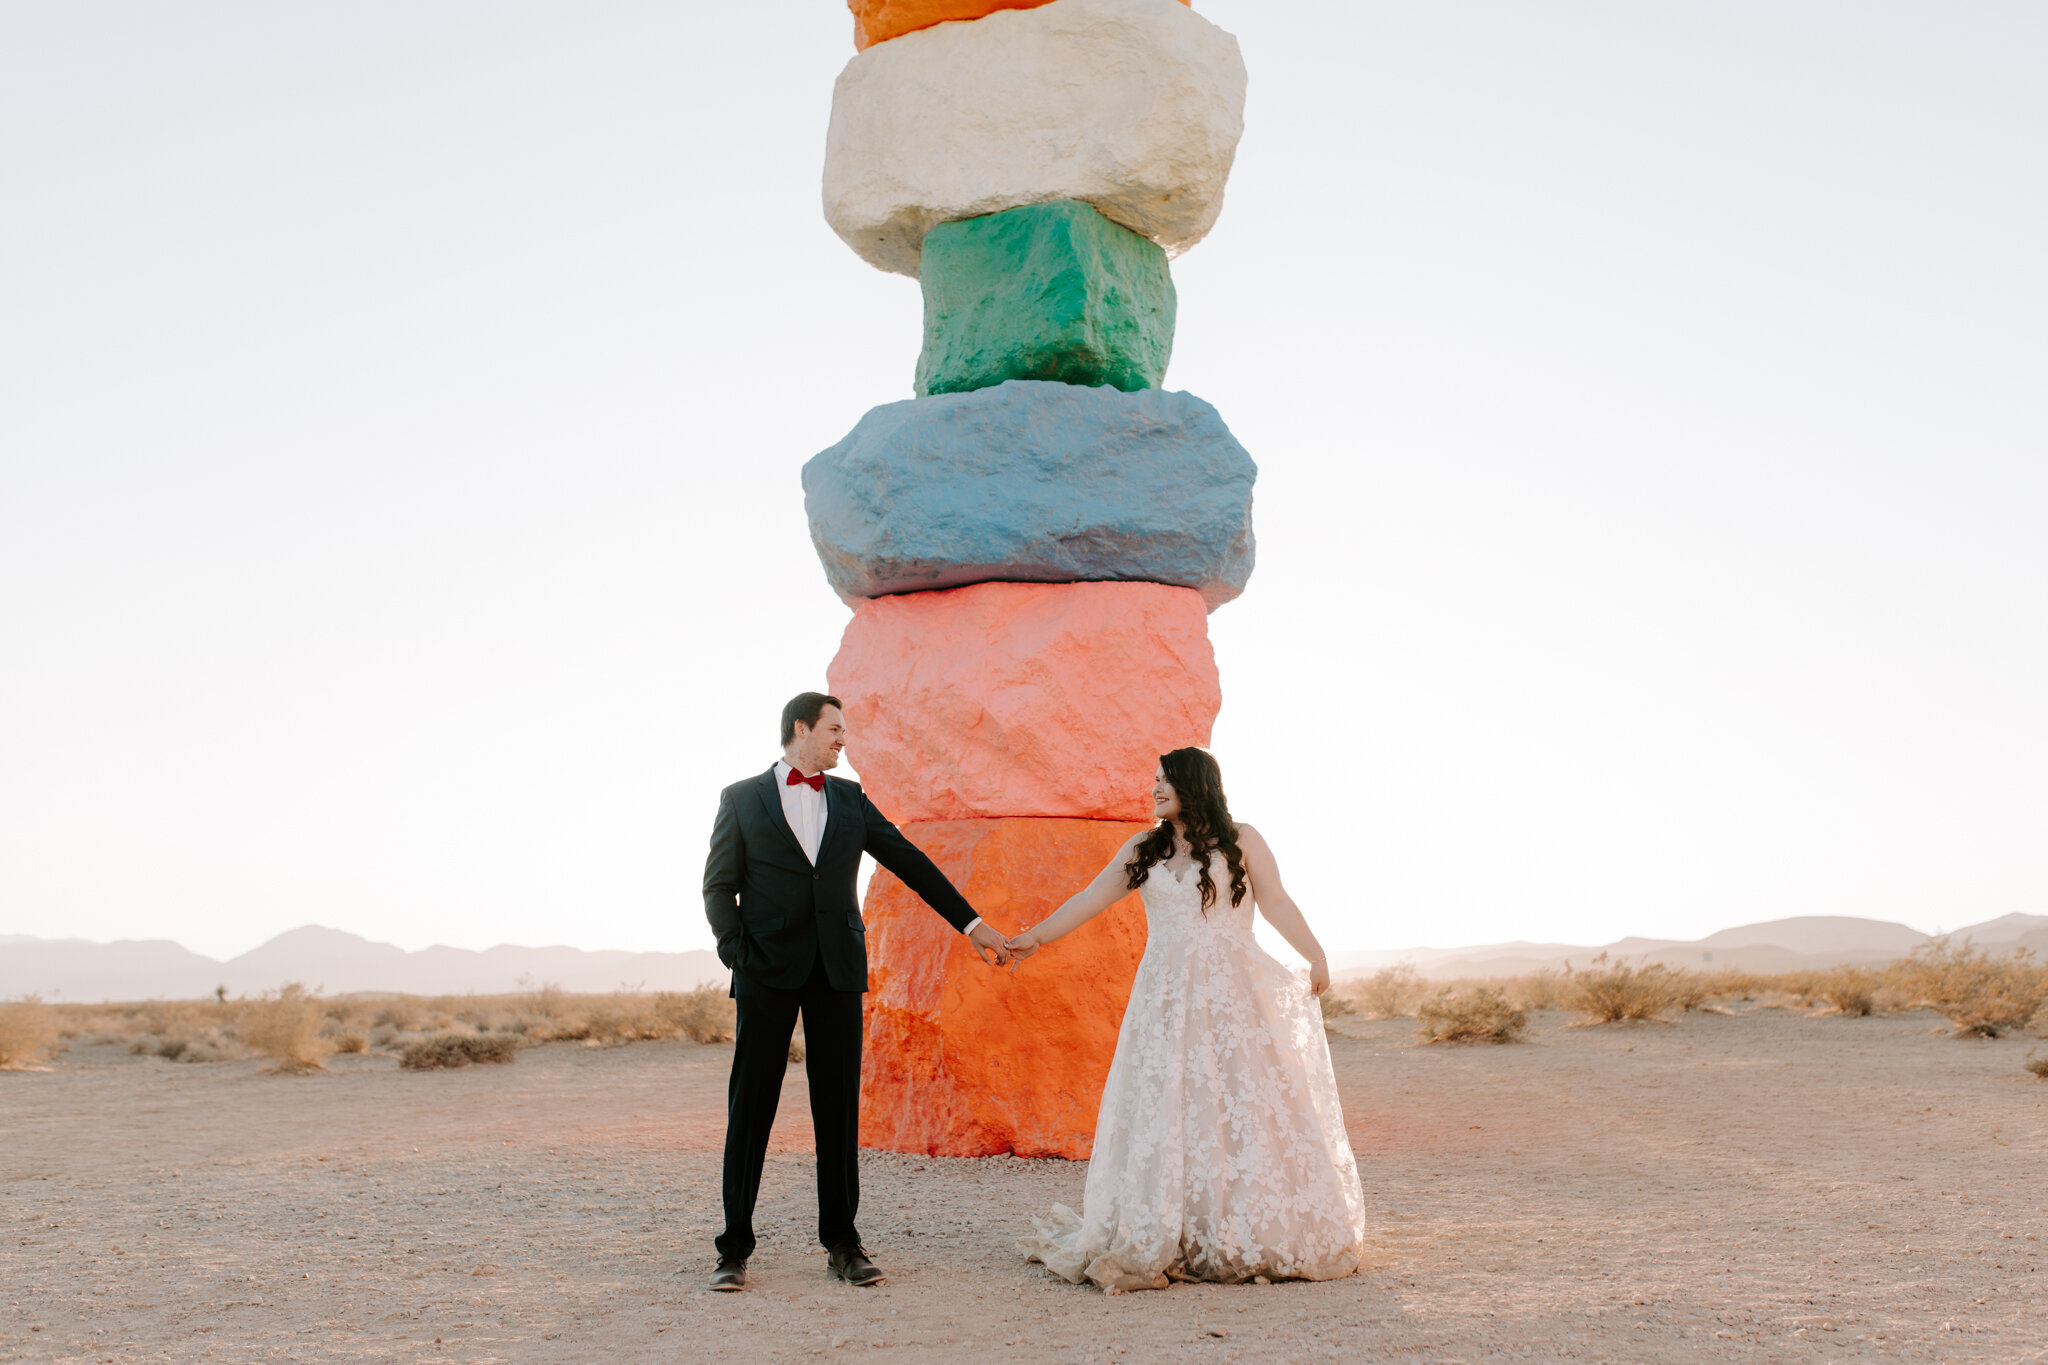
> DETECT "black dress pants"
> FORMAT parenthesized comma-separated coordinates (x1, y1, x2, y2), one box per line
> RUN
(715, 952, 864, 1261)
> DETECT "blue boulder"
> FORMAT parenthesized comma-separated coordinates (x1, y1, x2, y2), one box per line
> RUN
(803, 380, 1256, 610)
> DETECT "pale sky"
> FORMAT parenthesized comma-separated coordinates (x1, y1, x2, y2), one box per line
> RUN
(3, 2, 2043, 962)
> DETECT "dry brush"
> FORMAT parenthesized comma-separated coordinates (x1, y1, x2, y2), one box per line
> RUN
(1415, 986, 1528, 1045)
(238, 983, 332, 1073)
(0, 995, 61, 1069)
(1887, 941, 2048, 1037)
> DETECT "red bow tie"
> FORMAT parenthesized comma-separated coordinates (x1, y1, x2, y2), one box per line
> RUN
(785, 768, 824, 792)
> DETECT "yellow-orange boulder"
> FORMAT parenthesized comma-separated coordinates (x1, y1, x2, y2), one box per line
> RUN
(849, 0, 1190, 50)
(828, 580, 1220, 822)
(860, 817, 1151, 1158)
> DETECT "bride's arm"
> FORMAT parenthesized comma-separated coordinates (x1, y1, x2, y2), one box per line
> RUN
(1238, 824, 1331, 995)
(1006, 834, 1146, 959)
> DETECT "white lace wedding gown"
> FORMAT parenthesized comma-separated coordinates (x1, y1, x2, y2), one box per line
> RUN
(1020, 852, 1368, 1291)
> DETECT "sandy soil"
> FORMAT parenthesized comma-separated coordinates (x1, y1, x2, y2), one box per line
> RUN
(4, 1007, 2046, 1363)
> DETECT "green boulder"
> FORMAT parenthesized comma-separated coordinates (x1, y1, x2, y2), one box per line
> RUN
(915, 201, 1177, 398)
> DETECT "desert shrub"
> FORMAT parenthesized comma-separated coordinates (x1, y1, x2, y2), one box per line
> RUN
(499, 982, 585, 1041)
(1319, 968, 1429, 1021)
(1359, 965, 1425, 1019)
(582, 992, 669, 1044)
(414, 1004, 458, 1032)
(654, 987, 736, 1044)
(456, 1003, 518, 1035)
(584, 1001, 623, 1042)
(1664, 972, 1715, 1013)
(1416, 987, 1527, 1045)
(400, 1032, 519, 1070)
(373, 998, 421, 1031)
(537, 1015, 593, 1042)
(1511, 969, 1569, 1012)
(1689, 970, 1790, 1007)
(174, 1028, 234, 1063)
(0, 996, 62, 1069)
(176, 1029, 236, 1063)
(2026, 1051, 2048, 1080)
(1690, 969, 1747, 1004)
(238, 983, 332, 1073)
(336, 998, 381, 1030)
(1565, 955, 1684, 1024)
(320, 1009, 373, 1049)
(1778, 971, 1828, 1006)
(493, 988, 695, 1046)
(526, 982, 565, 1023)
(788, 1024, 806, 1065)
(124, 1020, 238, 1063)
(1887, 940, 2048, 1038)
(1815, 967, 1879, 1017)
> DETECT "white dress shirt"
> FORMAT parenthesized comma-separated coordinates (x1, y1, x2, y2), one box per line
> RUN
(774, 760, 981, 936)
(773, 759, 829, 864)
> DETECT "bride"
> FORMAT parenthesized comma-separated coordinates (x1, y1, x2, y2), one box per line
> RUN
(1007, 747, 1367, 1292)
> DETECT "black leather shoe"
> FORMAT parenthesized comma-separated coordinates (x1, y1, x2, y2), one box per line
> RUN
(827, 1242, 886, 1287)
(709, 1256, 747, 1291)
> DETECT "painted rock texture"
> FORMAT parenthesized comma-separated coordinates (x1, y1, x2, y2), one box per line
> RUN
(859, 816, 1152, 1158)
(917, 201, 1175, 397)
(824, 0, 1247, 276)
(805, 380, 1255, 609)
(829, 580, 1220, 822)
(849, 0, 1191, 51)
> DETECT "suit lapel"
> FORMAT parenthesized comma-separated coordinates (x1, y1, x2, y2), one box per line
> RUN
(752, 767, 811, 864)
(819, 777, 859, 868)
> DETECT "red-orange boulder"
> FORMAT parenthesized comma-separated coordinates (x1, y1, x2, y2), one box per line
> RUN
(828, 580, 1220, 822)
(849, 0, 1190, 51)
(860, 817, 1152, 1158)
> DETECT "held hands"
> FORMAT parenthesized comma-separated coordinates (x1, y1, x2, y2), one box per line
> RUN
(1004, 927, 1043, 962)
(967, 921, 1013, 968)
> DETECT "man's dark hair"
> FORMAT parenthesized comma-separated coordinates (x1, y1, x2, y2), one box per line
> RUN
(781, 692, 843, 747)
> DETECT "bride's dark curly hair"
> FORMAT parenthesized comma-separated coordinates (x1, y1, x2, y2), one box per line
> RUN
(1126, 747, 1248, 913)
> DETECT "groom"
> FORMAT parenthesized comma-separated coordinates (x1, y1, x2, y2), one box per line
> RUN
(702, 691, 1011, 1291)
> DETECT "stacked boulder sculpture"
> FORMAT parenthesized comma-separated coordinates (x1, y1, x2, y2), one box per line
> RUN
(806, 0, 1253, 1159)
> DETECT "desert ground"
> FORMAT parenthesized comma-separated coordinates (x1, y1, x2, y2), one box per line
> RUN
(4, 1006, 2046, 1364)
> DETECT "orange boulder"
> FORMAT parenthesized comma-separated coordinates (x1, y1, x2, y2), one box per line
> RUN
(828, 580, 1220, 822)
(860, 816, 1152, 1158)
(849, 0, 1191, 51)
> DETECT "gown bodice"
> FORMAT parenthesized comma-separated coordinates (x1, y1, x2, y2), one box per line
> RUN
(1138, 852, 1257, 947)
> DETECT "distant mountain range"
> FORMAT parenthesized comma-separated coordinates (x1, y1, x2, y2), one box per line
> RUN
(6, 912, 2045, 1002)
(0, 926, 725, 1003)
(1330, 913, 2048, 981)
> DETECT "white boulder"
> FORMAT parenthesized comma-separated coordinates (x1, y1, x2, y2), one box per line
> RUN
(822, 0, 1247, 277)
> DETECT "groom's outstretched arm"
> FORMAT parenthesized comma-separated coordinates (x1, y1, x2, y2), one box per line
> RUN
(858, 795, 977, 934)
(703, 789, 746, 969)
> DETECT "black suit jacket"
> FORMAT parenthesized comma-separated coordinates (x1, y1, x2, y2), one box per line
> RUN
(703, 767, 978, 994)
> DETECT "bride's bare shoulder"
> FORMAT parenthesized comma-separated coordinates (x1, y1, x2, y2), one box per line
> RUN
(1104, 831, 1151, 881)
(1232, 822, 1270, 852)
